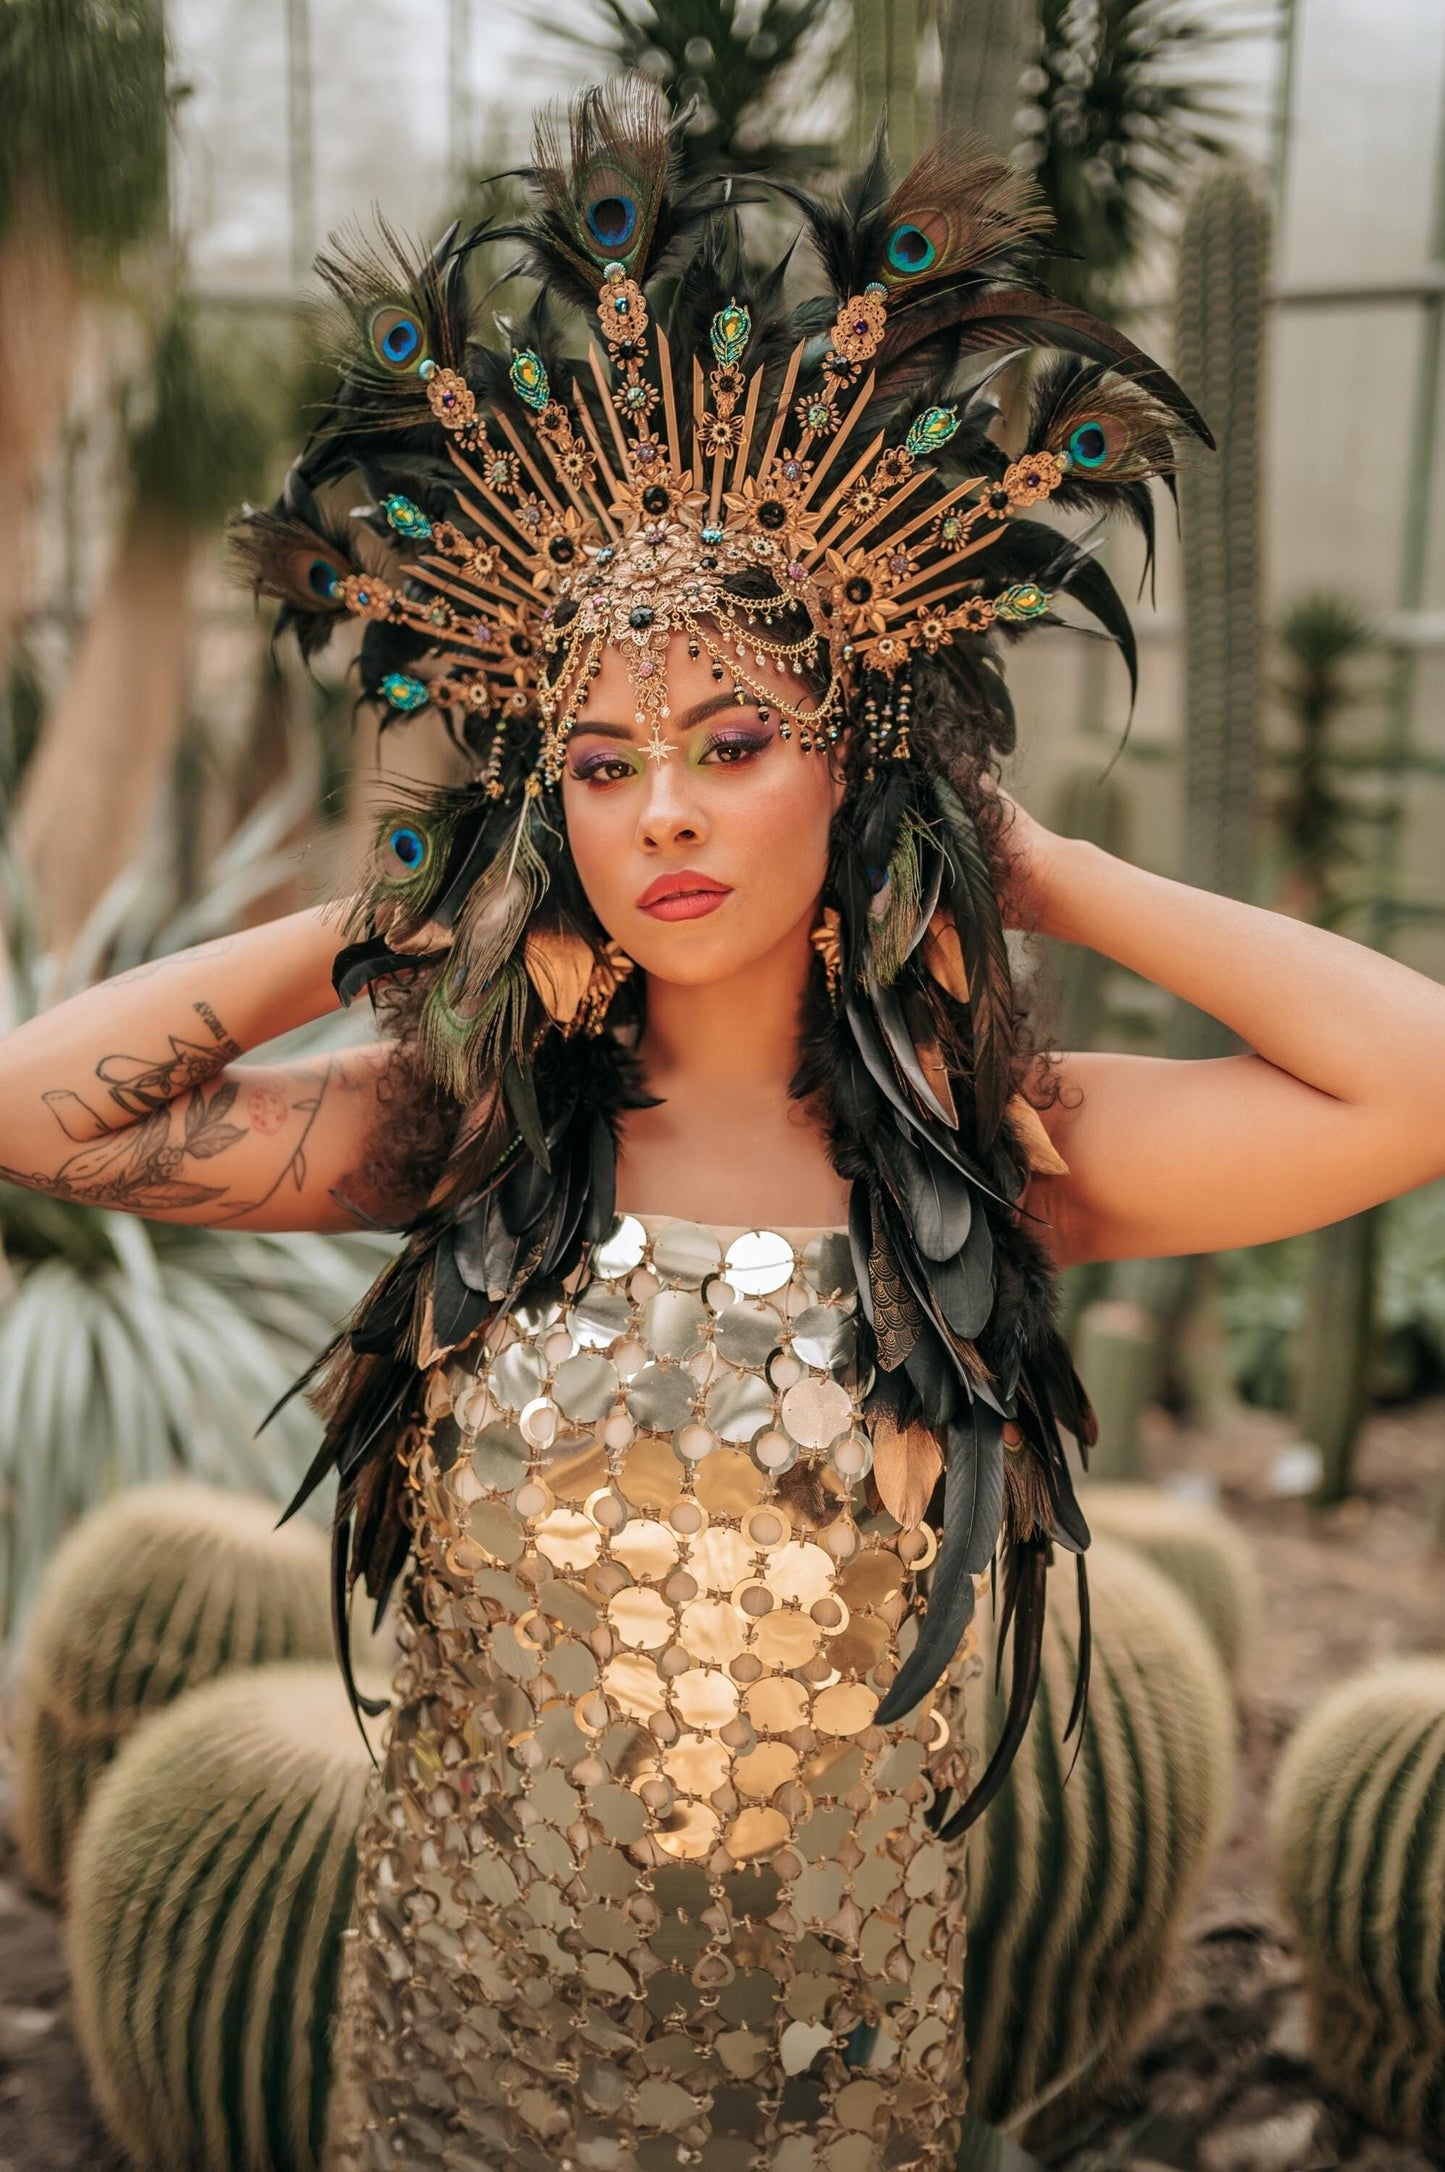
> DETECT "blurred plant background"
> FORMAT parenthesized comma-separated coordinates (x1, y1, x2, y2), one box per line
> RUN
(2, 0, 1445, 1640)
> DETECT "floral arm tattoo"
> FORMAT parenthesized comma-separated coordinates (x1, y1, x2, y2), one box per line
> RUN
(0, 993, 339, 1222)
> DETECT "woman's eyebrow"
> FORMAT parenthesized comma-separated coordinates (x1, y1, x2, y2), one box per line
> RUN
(569, 691, 758, 742)
(567, 719, 635, 743)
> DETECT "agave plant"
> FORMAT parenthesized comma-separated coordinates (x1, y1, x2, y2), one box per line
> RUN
(0, 762, 394, 1642)
(1016, 0, 1243, 312)
(550, 0, 841, 180)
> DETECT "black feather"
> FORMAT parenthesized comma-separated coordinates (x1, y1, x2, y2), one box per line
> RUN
(933, 1539, 1049, 1839)
(874, 1399, 1005, 1726)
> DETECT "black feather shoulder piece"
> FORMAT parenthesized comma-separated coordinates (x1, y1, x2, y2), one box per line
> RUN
(798, 748, 1097, 1831)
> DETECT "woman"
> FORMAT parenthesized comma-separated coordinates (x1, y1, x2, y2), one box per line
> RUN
(5, 81, 1445, 2172)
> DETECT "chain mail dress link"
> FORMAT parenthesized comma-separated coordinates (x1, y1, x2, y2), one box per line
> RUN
(325, 1214, 985, 2172)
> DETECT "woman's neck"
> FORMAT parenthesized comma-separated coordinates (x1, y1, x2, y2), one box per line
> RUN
(637, 914, 813, 1093)
(617, 912, 851, 1227)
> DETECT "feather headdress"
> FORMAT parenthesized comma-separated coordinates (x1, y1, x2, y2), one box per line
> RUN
(239, 78, 1209, 1824)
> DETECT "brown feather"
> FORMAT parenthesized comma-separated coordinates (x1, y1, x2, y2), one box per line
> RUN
(879, 137, 1053, 293)
(914, 1028, 959, 1128)
(524, 928, 595, 1026)
(872, 1414, 945, 1529)
(531, 77, 676, 286)
(921, 906, 969, 1002)
(1030, 366, 1177, 484)
(1005, 1093, 1069, 1176)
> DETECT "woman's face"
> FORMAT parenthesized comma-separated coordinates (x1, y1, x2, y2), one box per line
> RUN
(559, 631, 844, 986)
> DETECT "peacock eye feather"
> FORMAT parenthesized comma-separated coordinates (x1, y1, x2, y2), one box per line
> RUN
(307, 557, 342, 600)
(387, 824, 427, 873)
(887, 223, 937, 276)
(1068, 421, 1110, 469)
(369, 304, 427, 374)
(586, 193, 637, 250)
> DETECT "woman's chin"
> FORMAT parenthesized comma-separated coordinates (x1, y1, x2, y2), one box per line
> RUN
(622, 913, 763, 987)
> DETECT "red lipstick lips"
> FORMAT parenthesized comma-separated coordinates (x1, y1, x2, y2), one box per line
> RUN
(637, 870, 733, 922)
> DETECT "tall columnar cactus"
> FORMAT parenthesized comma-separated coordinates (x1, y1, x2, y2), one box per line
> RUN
(965, 1538, 1235, 2140)
(937, 0, 1029, 153)
(15, 1482, 333, 1898)
(850, 0, 928, 167)
(1084, 1482, 1259, 1680)
(1174, 160, 1268, 1006)
(1300, 1207, 1379, 1505)
(1084, 162, 1271, 1457)
(67, 1665, 370, 2172)
(1269, 1659, 1445, 2149)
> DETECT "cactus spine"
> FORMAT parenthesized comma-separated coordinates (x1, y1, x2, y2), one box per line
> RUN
(15, 1483, 333, 1898)
(67, 1664, 371, 2172)
(965, 1539, 1235, 2139)
(1268, 1659, 1445, 2149)
(1084, 1483, 1259, 1680)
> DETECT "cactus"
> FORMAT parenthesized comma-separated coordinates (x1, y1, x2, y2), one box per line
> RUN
(1084, 1483, 1259, 1681)
(850, 0, 927, 167)
(1086, 164, 1272, 1446)
(965, 1538, 1235, 2140)
(67, 1663, 370, 2172)
(937, 0, 1029, 153)
(1174, 158, 1268, 987)
(1072, 1296, 1158, 1482)
(1268, 1659, 1445, 2150)
(1300, 1207, 1378, 1506)
(14, 1482, 334, 1898)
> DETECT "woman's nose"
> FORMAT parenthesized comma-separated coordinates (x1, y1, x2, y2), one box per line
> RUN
(636, 763, 709, 852)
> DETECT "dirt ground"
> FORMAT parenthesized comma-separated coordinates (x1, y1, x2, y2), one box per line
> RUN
(1, 1399, 1442, 2172)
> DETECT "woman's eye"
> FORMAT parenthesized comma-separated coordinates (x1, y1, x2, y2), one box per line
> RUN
(572, 756, 637, 784)
(700, 733, 769, 766)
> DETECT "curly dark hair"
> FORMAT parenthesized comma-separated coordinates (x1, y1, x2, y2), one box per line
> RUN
(353, 625, 1058, 1224)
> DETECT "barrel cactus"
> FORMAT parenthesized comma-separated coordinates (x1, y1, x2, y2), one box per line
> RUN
(14, 1482, 334, 1898)
(67, 1663, 371, 2172)
(1084, 1483, 1259, 1680)
(1268, 1659, 1445, 2149)
(965, 1538, 1235, 2139)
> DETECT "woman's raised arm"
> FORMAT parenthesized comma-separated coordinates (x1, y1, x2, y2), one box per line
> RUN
(1009, 803, 1445, 1268)
(1008, 803, 1442, 1268)
(0, 908, 396, 1234)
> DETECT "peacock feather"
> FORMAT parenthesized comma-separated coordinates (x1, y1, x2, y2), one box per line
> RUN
(520, 77, 702, 312)
(314, 213, 475, 432)
(227, 499, 362, 659)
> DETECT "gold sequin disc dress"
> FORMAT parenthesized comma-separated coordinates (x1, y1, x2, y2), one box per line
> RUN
(324, 1214, 984, 2172)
